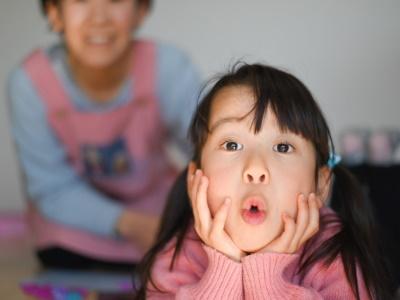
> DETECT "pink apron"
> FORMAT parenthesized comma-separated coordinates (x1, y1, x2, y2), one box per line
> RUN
(23, 40, 177, 262)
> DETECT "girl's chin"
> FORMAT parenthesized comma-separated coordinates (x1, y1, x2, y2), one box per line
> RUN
(233, 236, 274, 253)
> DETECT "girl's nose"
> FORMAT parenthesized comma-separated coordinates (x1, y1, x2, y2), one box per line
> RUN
(245, 172, 267, 184)
(243, 155, 269, 184)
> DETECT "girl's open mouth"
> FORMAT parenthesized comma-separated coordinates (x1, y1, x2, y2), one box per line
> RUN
(241, 197, 267, 225)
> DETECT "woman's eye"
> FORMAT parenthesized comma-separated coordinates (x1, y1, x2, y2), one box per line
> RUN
(222, 141, 243, 151)
(273, 143, 293, 153)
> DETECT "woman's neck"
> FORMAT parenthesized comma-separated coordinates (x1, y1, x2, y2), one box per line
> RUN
(67, 48, 132, 103)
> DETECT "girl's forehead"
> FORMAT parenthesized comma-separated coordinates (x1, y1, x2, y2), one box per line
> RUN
(208, 85, 311, 144)
(209, 85, 279, 131)
(210, 86, 256, 122)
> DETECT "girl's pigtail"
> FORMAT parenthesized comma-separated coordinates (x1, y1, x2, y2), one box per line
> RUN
(134, 168, 192, 300)
(330, 165, 393, 300)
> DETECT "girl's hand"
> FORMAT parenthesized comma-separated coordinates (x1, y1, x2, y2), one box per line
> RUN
(258, 193, 323, 254)
(188, 168, 245, 262)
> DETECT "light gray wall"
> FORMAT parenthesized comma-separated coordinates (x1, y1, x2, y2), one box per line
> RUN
(1, 0, 399, 211)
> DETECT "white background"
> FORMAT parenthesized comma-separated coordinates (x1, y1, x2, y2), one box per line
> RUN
(0, 0, 399, 211)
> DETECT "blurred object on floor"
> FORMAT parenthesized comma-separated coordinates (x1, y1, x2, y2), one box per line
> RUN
(20, 269, 134, 299)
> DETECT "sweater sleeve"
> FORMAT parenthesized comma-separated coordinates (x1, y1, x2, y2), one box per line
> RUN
(242, 252, 370, 300)
(147, 240, 242, 300)
(7, 66, 123, 238)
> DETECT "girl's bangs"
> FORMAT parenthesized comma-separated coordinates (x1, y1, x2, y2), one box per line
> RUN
(250, 75, 319, 143)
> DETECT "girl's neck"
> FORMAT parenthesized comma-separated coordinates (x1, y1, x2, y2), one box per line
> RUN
(67, 47, 132, 103)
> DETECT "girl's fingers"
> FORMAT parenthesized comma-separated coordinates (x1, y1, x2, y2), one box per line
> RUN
(190, 170, 201, 223)
(316, 196, 324, 209)
(262, 193, 321, 254)
(187, 162, 196, 192)
(195, 174, 212, 232)
(210, 198, 231, 237)
(191, 170, 210, 238)
(276, 213, 296, 251)
(191, 169, 202, 202)
(187, 169, 240, 260)
(209, 198, 243, 262)
(300, 194, 320, 244)
(290, 194, 309, 250)
(191, 169, 204, 215)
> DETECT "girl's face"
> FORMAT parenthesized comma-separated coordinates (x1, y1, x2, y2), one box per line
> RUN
(48, 0, 147, 68)
(200, 85, 328, 252)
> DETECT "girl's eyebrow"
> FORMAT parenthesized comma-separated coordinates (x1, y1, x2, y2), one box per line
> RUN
(209, 116, 244, 133)
(210, 118, 300, 139)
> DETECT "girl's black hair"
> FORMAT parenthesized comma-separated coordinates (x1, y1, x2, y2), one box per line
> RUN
(39, 0, 152, 15)
(135, 63, 393, 299)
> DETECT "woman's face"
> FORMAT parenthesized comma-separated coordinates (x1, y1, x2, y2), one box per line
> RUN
(48, 0, 147, 68)
(199, 85, 326, 252)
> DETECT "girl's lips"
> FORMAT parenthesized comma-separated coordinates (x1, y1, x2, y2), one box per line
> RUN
(241, 196, 267, 225)
(241, 208, 266, 225)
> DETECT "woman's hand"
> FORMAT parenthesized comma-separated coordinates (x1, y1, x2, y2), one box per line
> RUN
(116, 210, 160, 252)
(258, 193, 323, 254)
(188, 167, 245, 262)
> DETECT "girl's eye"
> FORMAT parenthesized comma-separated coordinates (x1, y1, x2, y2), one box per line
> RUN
(222, 141, 243, 151)
(273, 143, 294, 153)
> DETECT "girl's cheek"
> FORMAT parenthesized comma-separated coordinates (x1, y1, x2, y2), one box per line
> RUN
(206, 188, 222, 217)
(276, 192, 299, 218)
(202, 168, 224, 215)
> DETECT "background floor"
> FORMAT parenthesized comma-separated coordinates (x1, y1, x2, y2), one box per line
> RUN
(0, 227, 37, 300)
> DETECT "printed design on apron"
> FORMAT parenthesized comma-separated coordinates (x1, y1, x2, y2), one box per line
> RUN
(81, 137, 132, 178)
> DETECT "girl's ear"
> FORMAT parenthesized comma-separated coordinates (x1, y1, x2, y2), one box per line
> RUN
(46, 3, 63, 33)
(317, 166, 332, 204)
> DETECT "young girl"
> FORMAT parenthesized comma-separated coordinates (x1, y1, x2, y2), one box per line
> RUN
(135, 63, 391, 299)
(8, 0, 201, 270)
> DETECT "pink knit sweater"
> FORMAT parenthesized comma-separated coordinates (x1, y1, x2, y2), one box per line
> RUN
(147, 208, 370, 299)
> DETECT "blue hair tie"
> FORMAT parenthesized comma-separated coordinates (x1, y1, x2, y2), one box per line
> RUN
(327, 153, 341, 169)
